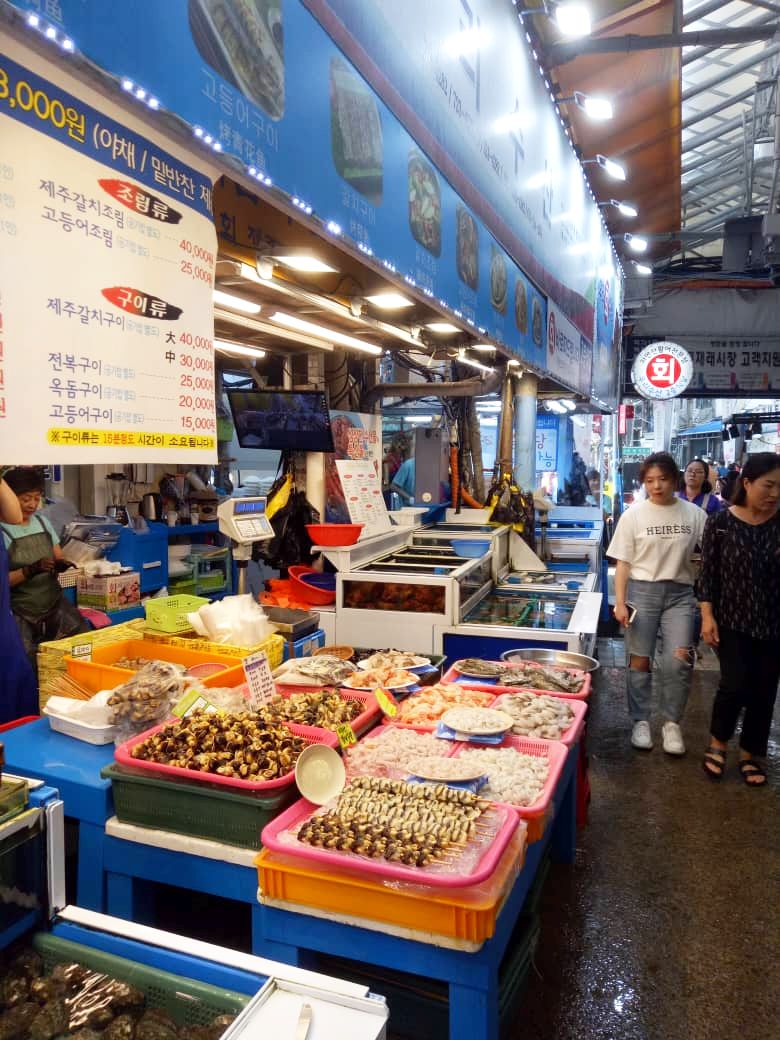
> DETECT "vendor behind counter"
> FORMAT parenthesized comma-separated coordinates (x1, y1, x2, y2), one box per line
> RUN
(1, 466, 88, 674)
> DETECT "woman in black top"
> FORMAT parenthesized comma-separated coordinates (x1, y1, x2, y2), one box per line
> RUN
(698, 454, 780, 785)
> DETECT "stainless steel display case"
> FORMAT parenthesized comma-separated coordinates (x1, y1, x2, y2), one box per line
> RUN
(335, 546, 493, 654)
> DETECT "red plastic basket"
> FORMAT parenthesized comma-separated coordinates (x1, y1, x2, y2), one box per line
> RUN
(490, 692, 588, 747)
(261, 795, 519, 888)
(114, 719, 338, 794)
(263, 685, 381, 739)
(447, 734, 569, 822)
(441, 663, 592, 700)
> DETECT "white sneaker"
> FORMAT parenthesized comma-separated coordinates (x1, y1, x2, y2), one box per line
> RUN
(631, 721, 653, 750)
(662, 721, 686, 756)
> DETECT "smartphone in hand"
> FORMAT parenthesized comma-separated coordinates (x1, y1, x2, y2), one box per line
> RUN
(625, 602, 638, 625)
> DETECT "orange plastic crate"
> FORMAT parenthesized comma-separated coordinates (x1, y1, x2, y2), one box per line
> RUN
(256, 820, 527, 946)
(65, 638, 247, 693)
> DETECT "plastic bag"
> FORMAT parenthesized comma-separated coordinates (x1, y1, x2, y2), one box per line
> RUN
(187, 593, 275, 646)
(108, 661, 186, 743)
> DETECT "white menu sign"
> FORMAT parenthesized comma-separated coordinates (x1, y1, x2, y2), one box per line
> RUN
(0, 51, 217, 462)
(335, 459, 393, 536)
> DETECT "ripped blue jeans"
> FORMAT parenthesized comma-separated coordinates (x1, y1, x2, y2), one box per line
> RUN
(625, 580, 696, 723)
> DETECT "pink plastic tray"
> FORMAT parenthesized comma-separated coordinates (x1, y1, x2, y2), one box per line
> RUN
(447, 734, 569, 820)
(343, 723, 452, 780)
(490, 692, 587, 747)
(390, 685, 497, 730)
(261, 795, 519, 888)
(270, 684, 382, 737)
(442, 662, 592, 700)
(114, 719, 338, 793)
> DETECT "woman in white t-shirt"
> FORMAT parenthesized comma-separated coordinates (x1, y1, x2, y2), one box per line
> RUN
(607, 452, 706, 755)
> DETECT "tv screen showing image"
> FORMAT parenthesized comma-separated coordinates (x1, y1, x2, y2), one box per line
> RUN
(227, 389, 335, 452)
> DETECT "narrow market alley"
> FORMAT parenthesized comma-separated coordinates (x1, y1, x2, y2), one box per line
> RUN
(518, 639, 780, 1040)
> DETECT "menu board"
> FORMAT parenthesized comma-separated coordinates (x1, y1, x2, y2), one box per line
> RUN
(335, 459, 392, 537)
(0, 52, 217, 462)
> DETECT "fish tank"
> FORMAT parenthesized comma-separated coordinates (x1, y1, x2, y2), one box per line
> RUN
(463, 590, 577, 631)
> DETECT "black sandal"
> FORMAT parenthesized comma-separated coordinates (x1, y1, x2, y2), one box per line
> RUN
(738, 758, 767, 787)
(702, 746, 726, 781)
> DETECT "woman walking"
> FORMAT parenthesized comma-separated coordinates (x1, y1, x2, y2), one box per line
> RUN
(699, 453, 780, 786)
(677, 458, 723, 515)
(608, 452, 706, 754)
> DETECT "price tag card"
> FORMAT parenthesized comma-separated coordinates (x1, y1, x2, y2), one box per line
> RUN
(374, 687, 398, 717)
(171, 688, 215, 719)
(71, 643, 92, 662)
(336, 722, 357, 748)
(243, 651, 276, 709)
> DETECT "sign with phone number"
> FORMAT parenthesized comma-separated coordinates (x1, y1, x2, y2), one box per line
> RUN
(0, 50, 218, 463)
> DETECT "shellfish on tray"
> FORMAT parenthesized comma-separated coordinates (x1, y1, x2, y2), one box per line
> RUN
(452, 658, 504, 678)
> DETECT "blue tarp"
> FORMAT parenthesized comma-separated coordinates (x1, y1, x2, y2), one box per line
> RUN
(676, 419, 722, 437)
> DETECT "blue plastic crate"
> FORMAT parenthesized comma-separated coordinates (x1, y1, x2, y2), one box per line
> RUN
(282, 628, 326, 661)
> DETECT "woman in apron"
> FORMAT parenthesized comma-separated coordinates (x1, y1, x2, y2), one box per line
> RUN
(2, 467, 87, 676)
(0, 471, 38, 722)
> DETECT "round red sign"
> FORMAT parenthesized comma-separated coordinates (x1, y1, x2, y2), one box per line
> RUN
(631, 341, 693, 400)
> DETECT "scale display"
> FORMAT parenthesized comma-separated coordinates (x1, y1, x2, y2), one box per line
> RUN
(464, 591, 576, 630)
(217, 497, 274, 544)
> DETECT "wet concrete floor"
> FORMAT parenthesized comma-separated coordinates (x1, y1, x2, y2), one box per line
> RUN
(516, 638, 780, 1040)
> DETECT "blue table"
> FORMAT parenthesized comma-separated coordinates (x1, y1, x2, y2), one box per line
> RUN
(101, 740, 578, 1040)
(1, 719, 114, 911)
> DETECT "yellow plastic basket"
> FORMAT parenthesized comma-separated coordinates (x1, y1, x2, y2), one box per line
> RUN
(141, 629, 285, 670)
(144, 595, 209, 633)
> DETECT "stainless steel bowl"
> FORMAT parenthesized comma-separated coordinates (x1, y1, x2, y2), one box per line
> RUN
(500, 648, 600, 672)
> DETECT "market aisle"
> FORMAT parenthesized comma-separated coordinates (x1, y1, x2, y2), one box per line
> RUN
(517, 639, 780, 1040)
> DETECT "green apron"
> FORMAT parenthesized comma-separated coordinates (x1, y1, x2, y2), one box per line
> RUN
(1, 515, 62, 620)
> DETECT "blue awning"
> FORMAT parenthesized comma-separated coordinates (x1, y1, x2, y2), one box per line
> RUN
(676, 419, 722, 437)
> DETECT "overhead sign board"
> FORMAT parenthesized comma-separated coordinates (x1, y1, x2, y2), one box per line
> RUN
(624, 335, 780, 398)
(631, 341, 694, 400)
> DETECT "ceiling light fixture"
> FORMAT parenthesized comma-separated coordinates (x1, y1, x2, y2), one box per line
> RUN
(624, 233, 648, 253)
(558, 91, 612, 120)
(517, 3, 592, 38)
(456, 350, 495, 374)
(364, 292, 414, 310)
(599, 199, 638, 219)
(633, 261, 653, 275)
(263, 249, 338, 274)
(403, 414, 435, 423)
(545, 400, 567, 414)
(583, 155, 626, 181)
(269, 311, 382, 355)
(212, 289, 261, 314)
(426, 322, 461, 334)
(213, 307, 334, 352)
(214, 340, 266, 359)
(471, 343, 497, 352)
(560, 399, 577, 411)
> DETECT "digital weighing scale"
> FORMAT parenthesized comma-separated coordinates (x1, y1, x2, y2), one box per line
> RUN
(217, 497, 275, 594)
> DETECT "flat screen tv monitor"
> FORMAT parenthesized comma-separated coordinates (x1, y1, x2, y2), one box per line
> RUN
(227, 389, 335, 452)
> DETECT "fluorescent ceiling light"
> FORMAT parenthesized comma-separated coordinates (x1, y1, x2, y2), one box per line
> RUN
(616, 201, 638, 218)
(560, 399, 577, 411)
(580, 94, 612, 120)
(600, 156, 626, 181)
(269, 311, 382, 355)
(265, 250, 338, 274)
(404, 414, 434, 423)
(214, 339, 266, 359)
(365, 292, 414, 310)
(624, 233, 648, 253)
(426, 322, 460, 334)
(471, 343, 496, 352)
(457, 351, 495, 374)
(634, 262, 653, 276)
(553, 3, 592, 38)
(212, 289, 261, 315)
(546, 400, 567, 414)
(213, 307, 334, 352)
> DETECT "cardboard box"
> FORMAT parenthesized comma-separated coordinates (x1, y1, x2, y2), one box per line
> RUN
(77, 571, 140, 611)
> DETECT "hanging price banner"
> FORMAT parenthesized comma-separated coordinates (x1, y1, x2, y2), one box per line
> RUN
(243, 651, 275, 709)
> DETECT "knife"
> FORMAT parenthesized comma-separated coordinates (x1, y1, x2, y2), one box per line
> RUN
(295, 1002, 313, 1040)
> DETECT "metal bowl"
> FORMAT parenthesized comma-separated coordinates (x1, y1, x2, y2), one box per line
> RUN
(500, 648, 600, 672)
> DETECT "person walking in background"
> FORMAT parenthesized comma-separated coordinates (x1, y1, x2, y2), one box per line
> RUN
(677, 458, 723, 515)
(698, 453, 780, 786)
(0, 470, 38, 722)
(608, 452, 706, 755)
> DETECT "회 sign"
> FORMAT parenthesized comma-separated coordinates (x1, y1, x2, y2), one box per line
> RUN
(631, 341, 693, 400)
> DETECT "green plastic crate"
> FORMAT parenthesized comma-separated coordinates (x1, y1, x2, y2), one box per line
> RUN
(145, 594, 209, 633)
(102, 765, 296, 849)
(32, 933, 249, 1026)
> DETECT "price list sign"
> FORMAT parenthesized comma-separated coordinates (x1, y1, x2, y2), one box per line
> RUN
(0, 52, 217, 462)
